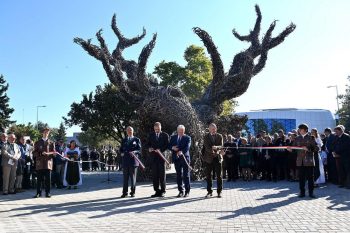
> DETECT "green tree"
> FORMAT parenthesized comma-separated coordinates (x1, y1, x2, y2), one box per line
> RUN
(154, 45, 236, 114)
(8, 123, 40, 141)
(64, 84, 136, 144)
(0, 75, 15, 131)
(54, 122, 66, 141)
(77, 128, 117, 148)
(338, 76, 350, 130)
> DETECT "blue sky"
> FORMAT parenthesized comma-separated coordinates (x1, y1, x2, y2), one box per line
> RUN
(1, 0, 349, 135)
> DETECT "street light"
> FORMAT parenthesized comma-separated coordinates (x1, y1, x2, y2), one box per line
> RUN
(36, 105, 47, 130)
(327, 85, 340, 123)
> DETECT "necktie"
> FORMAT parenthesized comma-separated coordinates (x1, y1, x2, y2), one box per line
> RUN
(178, 136, 181, 144)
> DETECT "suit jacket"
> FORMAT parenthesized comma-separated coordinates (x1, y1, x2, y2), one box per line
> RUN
(33, 139, 56, 170)
(293, 134, 318, 167)
(333, 133, 350, 162)
(203, 133, 223, 163)
(119, 136, 142, 167)
(147, 131, 169, 163)
(1, 142, 21, 167)
(169, 134, 191, 162)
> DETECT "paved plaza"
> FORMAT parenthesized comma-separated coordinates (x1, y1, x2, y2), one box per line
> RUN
(0, 171, 349, 233)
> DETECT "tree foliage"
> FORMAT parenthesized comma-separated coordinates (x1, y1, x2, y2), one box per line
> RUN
(154, 45, 236, 114)
(64, 84, 136, 144)
(0, 75, 15, 131)
(338, 76, 350, 131)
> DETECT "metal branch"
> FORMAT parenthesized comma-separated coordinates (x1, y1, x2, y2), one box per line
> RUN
(133, 33, 157, 92)
(111, 14, 146, 53)
(193, 27, 225, 98)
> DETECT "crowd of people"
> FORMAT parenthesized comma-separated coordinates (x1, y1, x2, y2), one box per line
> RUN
(1, 127, 83, 197)
(1, 122, 349, 200)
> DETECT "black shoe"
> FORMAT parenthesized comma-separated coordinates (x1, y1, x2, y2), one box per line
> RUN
(46, 193, 51, 198)
(184, 192, 189, 198)
(217, 192, 222, 198)
(298, 193, 305, 198)
(177, 192, 184, 198)
(151, 193, 160, 198)
(205, 192, 213, 198)
(9, 191, 16, 194)
(67, 186, 71, 190)
(120, 194, 127, 198)
(3, 193, 8, 195)
(33, 193, 41, 198)
(309, 194, 316, 199)
(159, 192, 165, 198)
(227, 179, 232, 182)
(130, 193, 135, 198)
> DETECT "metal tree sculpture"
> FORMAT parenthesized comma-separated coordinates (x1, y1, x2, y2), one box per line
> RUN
(74, 5, 296, 179)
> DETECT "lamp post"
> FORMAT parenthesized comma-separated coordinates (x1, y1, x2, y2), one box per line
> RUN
(36, 105, 47, 130)
(327, 85, 340, 124)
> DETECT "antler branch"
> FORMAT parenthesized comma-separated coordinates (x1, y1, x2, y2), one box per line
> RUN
(74, 14, 157, 100)
(196, 4, 296, 114)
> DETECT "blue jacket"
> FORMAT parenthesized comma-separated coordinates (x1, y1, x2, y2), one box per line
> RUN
(120, 136, 142, 167)
(169, 134, 191, 162)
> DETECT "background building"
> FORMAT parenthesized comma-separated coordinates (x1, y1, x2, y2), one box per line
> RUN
(236, 108, 336, 135)
(66, 132, 82, 146)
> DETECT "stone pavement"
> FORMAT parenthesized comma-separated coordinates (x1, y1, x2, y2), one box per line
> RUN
(0, 171, 349, 233)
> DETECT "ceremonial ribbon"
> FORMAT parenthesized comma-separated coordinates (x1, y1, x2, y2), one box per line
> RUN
(155, 150, 170, 165)
(217, 146, 305, 150)
(129, 151, 146, 170)
(55, 152, 116, 167)
(178, 152, 193, 171)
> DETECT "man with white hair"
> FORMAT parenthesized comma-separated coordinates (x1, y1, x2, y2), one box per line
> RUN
(169, 125, 191, 197)
(1, 133, 21, 195)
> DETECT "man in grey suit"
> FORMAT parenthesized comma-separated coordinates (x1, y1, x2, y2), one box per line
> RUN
(2, 133, 21, 195)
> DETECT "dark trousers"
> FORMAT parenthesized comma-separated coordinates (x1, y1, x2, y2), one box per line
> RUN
(174, 158, 190, 193)
(122, 166, 138, 195)
(327, 153, 338, 183)
(225, 157, 234, 180)
(205, 159, 223, 194)
(0, 165, 2, 191)
(36, 169, 51, 195)
(298, 166, 314, 195)
(152, 161, 166, 194)
(339, 158, 350, 188)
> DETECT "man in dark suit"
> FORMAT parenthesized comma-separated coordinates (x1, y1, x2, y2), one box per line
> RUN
(203, 123, 224, 198)
(223, 134, 238, 182)
(33, 127, 56, 198)
(119, 126, 142, 198)
(169, 125, 191, 197)
(147, 122, 169, 197)
(324, 128, 338, 184)
(333, 125, 350, 189)
(289, 124, 319, 198)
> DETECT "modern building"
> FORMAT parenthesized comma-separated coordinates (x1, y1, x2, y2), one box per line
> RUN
(66, 132, 82, 146)
(236, 108, 336, 135)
